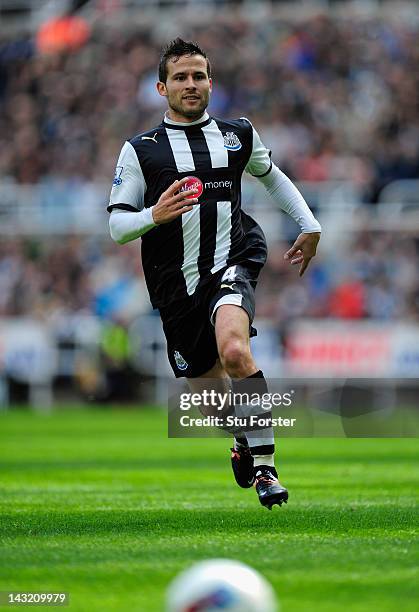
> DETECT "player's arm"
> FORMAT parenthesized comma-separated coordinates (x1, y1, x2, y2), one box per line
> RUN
(109, 179, 198, 244)
(244, 122, 321, 276)
(257, 165, 321, 276)
(108, 142, 198, 244)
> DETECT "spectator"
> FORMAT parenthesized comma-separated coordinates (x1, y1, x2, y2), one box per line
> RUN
(0, 13, 417, 198)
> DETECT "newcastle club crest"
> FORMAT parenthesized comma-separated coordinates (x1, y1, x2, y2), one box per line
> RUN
(223, 132, 242, 151)
(174, 351, 188, 371)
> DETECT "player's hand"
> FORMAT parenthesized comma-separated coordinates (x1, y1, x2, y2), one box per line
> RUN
(152, 178, 198, 224)
(284, 232, 321, 277)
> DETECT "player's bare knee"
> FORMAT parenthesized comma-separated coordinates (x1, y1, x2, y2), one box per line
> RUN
(219, 339, 252, 377)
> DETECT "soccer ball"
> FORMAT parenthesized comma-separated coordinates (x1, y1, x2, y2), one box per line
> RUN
(166, 558, 278, 612)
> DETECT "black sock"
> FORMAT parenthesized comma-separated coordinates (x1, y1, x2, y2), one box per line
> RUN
(232, 370, 275, 457)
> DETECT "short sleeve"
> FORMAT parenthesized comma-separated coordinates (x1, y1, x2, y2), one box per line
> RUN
(243, 120, 273, 178)
(107, 141, 146, 212)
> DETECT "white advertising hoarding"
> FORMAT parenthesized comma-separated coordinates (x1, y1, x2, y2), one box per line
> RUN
(284, 321, 419, 378)
(0, 318, 57, 384)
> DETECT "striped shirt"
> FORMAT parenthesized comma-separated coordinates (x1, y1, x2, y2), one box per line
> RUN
(108, 112, 270, 308)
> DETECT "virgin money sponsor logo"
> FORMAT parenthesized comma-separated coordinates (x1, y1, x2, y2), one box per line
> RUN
(180, 176, 204, 199)
(180, 176, 233, 200)
(204, 180, 233, 190)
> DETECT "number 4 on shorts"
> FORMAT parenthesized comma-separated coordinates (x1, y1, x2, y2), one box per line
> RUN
(221, 266, 237, 282)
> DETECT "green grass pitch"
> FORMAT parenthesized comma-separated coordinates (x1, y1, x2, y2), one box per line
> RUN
(0, 407, 418, 611)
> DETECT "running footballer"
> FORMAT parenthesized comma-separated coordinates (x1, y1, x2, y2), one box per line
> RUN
(108, 39, 321, 510)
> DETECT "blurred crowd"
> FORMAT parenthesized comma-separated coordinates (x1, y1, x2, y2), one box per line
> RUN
(1, 9, 419, 331)
(0, 12, 418, 201)
(1, 232, 418, 325)
(0, 237, 149, 321)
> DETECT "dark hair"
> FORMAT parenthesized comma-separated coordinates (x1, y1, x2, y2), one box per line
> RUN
(158, 38, 211, 83)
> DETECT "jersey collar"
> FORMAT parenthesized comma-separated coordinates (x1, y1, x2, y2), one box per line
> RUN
(163, 111, 211, 130)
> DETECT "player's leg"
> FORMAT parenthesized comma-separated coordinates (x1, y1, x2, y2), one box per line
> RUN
(214, 304, 256, 378)
(215, 304, 274, 460)
(187, 359, 250, 463)
(160, 297, 255, 492)
(214, 303, 288, 509)
(186, 359, 230, 416)
(162, 297, 245, 440)
(161, 302, 251, 475)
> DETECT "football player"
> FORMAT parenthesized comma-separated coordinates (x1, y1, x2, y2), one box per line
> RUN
(108, 39, 321, 509)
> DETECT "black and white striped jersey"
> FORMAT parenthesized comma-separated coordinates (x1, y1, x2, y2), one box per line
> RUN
(108, 112, 271, 309)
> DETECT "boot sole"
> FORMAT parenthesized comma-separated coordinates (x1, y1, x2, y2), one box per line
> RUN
(259, 489, 289, 510)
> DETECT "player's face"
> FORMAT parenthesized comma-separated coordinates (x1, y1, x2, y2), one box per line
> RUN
(157, 54, 212, 122)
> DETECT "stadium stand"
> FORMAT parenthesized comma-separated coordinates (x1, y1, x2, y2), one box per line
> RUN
(0, 2, 418, 403)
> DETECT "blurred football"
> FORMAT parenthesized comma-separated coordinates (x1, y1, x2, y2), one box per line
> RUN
(166, 558, 278, 612)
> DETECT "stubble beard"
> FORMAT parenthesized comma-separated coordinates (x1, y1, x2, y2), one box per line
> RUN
(168, 91, 209, 121)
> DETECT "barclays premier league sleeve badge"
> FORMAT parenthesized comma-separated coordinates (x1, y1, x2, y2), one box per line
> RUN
(113, 166, 123, 186)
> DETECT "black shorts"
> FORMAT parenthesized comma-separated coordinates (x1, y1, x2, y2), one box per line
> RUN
(159, 263, 262, 378)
